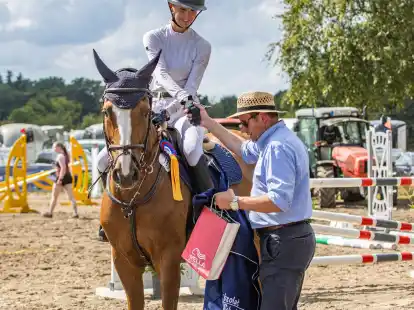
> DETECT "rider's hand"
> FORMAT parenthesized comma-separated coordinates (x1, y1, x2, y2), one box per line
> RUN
(151, 110, 169, 126)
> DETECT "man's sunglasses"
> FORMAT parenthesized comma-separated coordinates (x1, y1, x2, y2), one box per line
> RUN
(240, 113, 257, 128)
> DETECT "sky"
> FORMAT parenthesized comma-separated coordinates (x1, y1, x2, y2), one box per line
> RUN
(0, 0, 289, 102)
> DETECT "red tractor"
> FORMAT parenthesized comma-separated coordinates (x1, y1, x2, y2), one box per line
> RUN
(294, 107, 371, 208)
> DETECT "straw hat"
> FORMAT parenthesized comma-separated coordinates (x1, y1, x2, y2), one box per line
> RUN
(228, 91, 284, 118)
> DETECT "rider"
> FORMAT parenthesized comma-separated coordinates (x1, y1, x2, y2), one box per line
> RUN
(142, 0, 213, 192)
(96, 0, 213, 239)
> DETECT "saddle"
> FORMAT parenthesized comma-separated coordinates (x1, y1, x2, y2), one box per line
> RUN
(160, 126, 243, 240)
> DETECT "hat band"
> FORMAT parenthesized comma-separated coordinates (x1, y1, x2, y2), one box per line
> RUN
(237, 105, 276, 113)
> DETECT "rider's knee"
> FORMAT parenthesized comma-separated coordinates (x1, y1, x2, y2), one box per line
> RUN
(185, 151, 203, 167)
(97, 148, 109, 173)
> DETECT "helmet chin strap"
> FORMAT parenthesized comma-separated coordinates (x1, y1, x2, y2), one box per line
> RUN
(170, 9, 202, 31)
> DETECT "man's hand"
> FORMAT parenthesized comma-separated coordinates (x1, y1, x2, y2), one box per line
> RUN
(181, 96, 201, 126)
(183, 96, 213, 129)
(214, 189, 236, 210)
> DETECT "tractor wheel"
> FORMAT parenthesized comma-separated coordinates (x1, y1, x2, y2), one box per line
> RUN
(341, 188, 364, 202)
(316, 166, 336, 208)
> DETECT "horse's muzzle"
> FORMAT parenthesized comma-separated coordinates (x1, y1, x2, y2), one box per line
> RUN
(112, 165, 140, 188)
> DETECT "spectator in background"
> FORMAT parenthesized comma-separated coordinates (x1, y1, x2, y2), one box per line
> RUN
(42, 142, 78, 218)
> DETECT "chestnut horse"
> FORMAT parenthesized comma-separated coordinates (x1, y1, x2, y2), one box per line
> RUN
(93, 50, 254, 310)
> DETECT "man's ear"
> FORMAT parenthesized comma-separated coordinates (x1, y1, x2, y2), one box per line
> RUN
(258, 113, 266, 123)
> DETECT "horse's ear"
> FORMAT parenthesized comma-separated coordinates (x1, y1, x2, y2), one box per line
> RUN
(93, 49, 118, 83)
(135, 50, 162, 79)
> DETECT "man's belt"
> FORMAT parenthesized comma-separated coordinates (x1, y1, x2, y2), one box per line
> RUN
(256, 219, 310, 235)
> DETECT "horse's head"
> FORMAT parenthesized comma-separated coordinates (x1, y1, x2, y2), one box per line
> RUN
(93, 49, 161, 188)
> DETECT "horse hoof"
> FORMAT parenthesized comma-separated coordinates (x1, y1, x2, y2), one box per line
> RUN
(98, 228, 108, 242)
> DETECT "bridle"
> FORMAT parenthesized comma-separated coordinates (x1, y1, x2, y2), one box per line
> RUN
(101, 83, 164, 210)
(102, 86, 154, 174)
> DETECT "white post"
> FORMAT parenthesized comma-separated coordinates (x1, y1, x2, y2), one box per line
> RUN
(367, 129, 373, 216)
(96, 254, 204, 300)
(95, 249, 126, 300)
(91, 144, 102, 199)
(110, 253, 123, 291)
(368, 129, 392, 221)
(386, 129, 394, 220)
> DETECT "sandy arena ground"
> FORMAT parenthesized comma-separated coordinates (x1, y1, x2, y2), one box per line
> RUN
(2, 193, 414, 310)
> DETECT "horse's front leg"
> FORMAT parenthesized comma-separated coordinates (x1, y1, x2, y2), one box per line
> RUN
(112, 247, 146, 310)
(155, 249, 183, 310)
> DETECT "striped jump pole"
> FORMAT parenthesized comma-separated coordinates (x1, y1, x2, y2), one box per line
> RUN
(310, 177, 414, 189)
(313, 210, 414, 232)
(311, 252, 414, 266)
(316, 235, 380, 249)
(312, 224, 414, 245)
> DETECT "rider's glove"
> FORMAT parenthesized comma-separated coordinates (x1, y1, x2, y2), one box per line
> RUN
(181, 95, 201, 126)
(151, 110, 169, 126)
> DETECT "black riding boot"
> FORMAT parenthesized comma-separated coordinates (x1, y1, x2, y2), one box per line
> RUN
(190, 156, 214, 194)
(187, 156, 214, 230)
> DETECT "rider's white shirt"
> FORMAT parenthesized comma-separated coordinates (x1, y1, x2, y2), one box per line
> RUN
(97, 24, 210, 172)
(142, 23, 211, 119)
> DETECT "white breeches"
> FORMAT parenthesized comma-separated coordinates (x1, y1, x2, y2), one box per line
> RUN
(173, 115, 205, 166)
(96, 98, 205, 172)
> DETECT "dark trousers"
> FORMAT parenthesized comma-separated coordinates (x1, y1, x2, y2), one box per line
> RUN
(258, 222, 316, 310)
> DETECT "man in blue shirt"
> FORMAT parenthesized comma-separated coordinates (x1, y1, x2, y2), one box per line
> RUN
(187, 91, 316, 310)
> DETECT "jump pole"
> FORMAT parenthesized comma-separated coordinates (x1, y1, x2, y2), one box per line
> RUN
(312, 224, 414, 245)
(311, 252, 414, 266)
(310, 177, 414, 189)
(313, 210, 414, 232)
(315, 235, 380, 249)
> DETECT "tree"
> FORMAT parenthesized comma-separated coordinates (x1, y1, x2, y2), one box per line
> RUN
(9, 95, 81, 130)
(0, 84, 31, 119)
(13, 73, 32, 91)
(81, 113, 102, 129)
(6, 70, 12, 85)
(65, 78, 104, 117)
(267, 0, 414, 111)
(208, 96, 238, 118)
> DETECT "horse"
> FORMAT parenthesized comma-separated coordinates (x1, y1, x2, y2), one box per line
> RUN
(93, 49, 254, 310)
